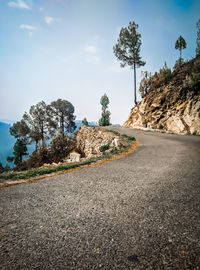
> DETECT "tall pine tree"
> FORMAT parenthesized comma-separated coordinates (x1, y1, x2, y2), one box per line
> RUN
(113, 21, 145, 105)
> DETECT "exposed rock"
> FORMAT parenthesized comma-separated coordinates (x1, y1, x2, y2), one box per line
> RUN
(70, 152, 81, 162)
(123, 57, 200, 135)
(76, 126, 120, 157)
(111, 138, 120, 147)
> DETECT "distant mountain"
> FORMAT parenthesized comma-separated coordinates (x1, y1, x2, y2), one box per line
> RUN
(0, 120, 97, 167)
(0, 122, 15, 167)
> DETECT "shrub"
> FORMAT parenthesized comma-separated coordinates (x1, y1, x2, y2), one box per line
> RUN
(100, 144, 110, 152)
(121, 134, 136, 141)
(139, 71, 151, 98)
(0, 163, 4, 173)
(183, 72, 200, 91)
(48, 131, 76, 162)
(173, 58, 184, 70)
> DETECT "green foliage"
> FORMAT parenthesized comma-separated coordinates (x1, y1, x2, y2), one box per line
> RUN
(175, 35, 187, 60)
(4, 164, 11, 173)
(113, 21, 145, 105)
(183, 72, 200, 90)
(12, 139, 28, 165)
(100, 144, 110, 152)
(10, 120, 30, 140)
(173, 58, 184, 70)
(82, 118, 89, 126)
(7, 156, 14, 163)
(0, 159, 97, 181)
(121, 134, 136, 141)
(139, 71, 152, 98)
(49, 131, 76, 162)
(23, 101, 49, 147)
(99, 94, 111, 126)
(196, 19, 200, 56)
(110, 147, 120, 155)
(161, 62, 172, 81)
(0, 162, 4, 173)
(106, 129, 120, 136)
(47, 99, 76, 134)
(0, 129, 137, 181)
(150, 62, 172, 89)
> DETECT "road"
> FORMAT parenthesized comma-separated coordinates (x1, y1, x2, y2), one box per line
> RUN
(0, 128, 200, 270)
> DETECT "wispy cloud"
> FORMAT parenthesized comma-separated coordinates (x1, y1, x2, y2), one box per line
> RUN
(20, 24, 36, 30)
(39, 7, 44, 12)
(44, 16, 54, 24)
(8, 0, 32, 10)
(84, 45, 98, 54)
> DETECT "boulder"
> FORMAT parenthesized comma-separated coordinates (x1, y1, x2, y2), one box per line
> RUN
(70, 152, 81, 162)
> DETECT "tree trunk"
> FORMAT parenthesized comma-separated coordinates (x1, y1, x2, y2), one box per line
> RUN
(180, 48, 182, 60)
(133, 63, 137, 105)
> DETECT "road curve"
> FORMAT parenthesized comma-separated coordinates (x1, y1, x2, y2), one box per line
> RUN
(0, 128, 200, 270)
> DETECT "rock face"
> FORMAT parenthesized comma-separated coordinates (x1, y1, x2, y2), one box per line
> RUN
(123, 57, 200, 135)
(76, 126, 119, 157)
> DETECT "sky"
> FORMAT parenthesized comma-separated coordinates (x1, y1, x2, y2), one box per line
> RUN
(0, 0, 199, 125)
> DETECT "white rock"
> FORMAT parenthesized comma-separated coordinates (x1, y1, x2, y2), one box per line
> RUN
(70, 152, 81, 162)
(111, 138, 120, 147)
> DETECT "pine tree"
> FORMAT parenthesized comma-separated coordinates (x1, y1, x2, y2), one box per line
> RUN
(99, 94, 111, 126)
(47, 99, 76, 134)
(23, 101, 50, 147)
(8, 120, 29, 166)
(175, 36, 187, 63)
(82, 118, 89, 126)
(113, 21, 145, 105)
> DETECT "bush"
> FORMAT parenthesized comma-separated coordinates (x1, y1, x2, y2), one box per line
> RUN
(0, 162, 4, 173)
(150, 62, 172, 89)
(121, 134, 136, 141)
(49, 131, 76, 162)
(100, 144, 110, 152)
(183, 73, 200, 90)
(139, 71, 151, 98)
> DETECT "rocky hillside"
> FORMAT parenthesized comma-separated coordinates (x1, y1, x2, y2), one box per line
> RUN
(123, 57, 200, 135)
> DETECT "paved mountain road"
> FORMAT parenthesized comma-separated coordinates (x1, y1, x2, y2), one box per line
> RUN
(0, 128, 200, 269)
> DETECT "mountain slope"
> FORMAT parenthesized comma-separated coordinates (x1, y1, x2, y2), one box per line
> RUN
(123, 57, 200, 134)
(0, 122, 15, 166)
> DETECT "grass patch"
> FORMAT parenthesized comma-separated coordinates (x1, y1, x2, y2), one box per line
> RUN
(121, 134, 136, 141)
(0, 158, 97, 181)
(105, 129, 120, 136)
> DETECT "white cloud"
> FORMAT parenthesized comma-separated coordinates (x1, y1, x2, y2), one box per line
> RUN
(8, 0, 32, 10)
(84, 45, 98, 54)
(44, 16, 54, 24)
(20, 24, 36, 30)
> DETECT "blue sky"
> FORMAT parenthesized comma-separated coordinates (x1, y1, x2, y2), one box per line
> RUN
(0, 0, 199, 124)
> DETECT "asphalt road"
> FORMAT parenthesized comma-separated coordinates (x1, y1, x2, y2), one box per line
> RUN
(0, 128, 200, 270)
